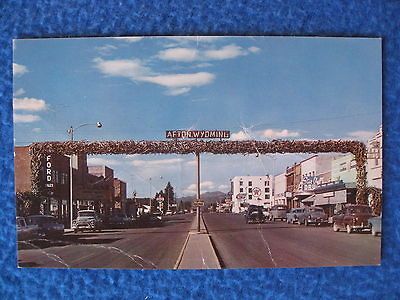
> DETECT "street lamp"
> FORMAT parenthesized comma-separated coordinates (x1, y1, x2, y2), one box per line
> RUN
(67, 122, 102, 229)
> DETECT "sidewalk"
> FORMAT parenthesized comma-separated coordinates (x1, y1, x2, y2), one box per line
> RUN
(175, 214, 221, 270)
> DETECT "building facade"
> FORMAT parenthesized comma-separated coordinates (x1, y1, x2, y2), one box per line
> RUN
(231, 175, 274, 213)
(15, 146, 70, 224)
(273, 172, 287, 206)
(367, 126, 383, 189)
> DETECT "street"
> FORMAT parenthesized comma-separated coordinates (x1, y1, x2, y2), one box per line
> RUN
(18, 212, 381, 269)
(18, 214, 194, 269)
(203, 213, 381, 268)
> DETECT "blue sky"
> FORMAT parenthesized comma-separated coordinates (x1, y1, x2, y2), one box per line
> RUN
(13, 36, 382, 197)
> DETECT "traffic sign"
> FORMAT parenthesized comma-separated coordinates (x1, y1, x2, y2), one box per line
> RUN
(252, 187, 262, 197)
(236, 193, 246, 200)
(193, 200, 205, 207)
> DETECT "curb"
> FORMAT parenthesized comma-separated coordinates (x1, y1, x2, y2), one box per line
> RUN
(173, 229, 191, 270)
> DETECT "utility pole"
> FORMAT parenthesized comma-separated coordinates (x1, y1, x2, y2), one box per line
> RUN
(196, 152, 201, 233)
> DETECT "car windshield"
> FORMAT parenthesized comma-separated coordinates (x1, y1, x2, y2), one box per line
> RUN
(28, 216, 56, 225)
(78, 212, 95, 217)
(348, 206, 372, 214)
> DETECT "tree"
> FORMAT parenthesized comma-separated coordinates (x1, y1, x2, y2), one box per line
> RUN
(16, 192, 44, 217)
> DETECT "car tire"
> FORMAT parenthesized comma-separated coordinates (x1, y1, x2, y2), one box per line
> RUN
(346, 224, 352, 234)
(333, 223, 340, 232)
(74, 229, 78, 233)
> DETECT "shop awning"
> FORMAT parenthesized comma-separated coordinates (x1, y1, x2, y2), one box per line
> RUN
(301, 195, 315, 204)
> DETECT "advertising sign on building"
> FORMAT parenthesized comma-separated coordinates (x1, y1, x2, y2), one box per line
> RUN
(45, 155, 54, 189)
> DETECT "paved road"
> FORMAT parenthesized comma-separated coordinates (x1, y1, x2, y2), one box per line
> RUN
(18, 214, 194, 269)
(203, 213, 381, 269)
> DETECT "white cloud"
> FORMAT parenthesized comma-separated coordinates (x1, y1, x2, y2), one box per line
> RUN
(112, 37, 144, 43)
(14, 113, 41, 123)
(93, 57, 151, 79)
(165, 87, 191, 96)
(32, 127, 41, 133)
(261, 129, 300, 139)
(87, 157, 121, 166)
(217, 184, 229, 191)
(13, 63, 28, 77)
(95, 44, 117, 56)
(205, 44, 246, 60)
(158, 48, 200, 62)
(248, 46, 261, 53)
(141, 72, 215, 88)
(94, 57, 215, 95)
(157, 44, 259, 62)
(13, 97, 47, 111)
(183, 180, 216, 195)
(231, 128, 300, 140)
(346, 130, 375, 141)
(13, 88, 25, 97)
(131, 158, 184, 167)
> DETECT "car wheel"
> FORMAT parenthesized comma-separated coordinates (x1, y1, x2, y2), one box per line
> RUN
(74, 229, 78, 233)
(346, 224, 352, 234)
(333, 223, 340, 232)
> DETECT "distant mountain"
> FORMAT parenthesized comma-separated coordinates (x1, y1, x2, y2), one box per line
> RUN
(177, 191, 227, 204)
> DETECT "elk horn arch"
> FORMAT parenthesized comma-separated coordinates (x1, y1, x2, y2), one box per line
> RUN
(29, 139, 369, 205)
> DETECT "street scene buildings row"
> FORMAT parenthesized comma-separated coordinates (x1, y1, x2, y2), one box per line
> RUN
(231, 126, 383, 215)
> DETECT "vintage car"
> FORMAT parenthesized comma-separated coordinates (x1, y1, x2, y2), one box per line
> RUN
(16, 217, 39, 241)
(302, 206, 328, 226)
(245, 205, 266, 224)
(286, 208, 306, 224)
(269, 205, 288, 222)
(72, 210, 103, 233)
(368, 215, 382, 236)
(332, 204, 374, 234)
(26, 215, 64, 238)
(108, 213, 132, 228)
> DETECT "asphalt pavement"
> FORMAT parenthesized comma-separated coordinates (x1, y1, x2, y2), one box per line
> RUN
(18, 213, 195, 269)
(203, 213, 381, 269)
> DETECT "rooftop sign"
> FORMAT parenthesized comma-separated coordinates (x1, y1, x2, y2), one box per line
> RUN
(166, 130, 230, 139)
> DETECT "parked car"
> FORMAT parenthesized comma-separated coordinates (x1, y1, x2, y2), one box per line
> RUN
(368, 214, 382, 236)
(332, 204, 374, 234)
(16, 217, 39, 241)
(26, 215, 64, 238)
(286, 208, 306, 224)
(72, 210, 103, 233)
(302, 206, 328, 226)
(108, 213, 131, 228)
(165, 210, 173, 216)
(262, 207, 271, 220)
(137, 213, 163, 227)
(245, 205, 266, 224)
(269, 205, 288, 221)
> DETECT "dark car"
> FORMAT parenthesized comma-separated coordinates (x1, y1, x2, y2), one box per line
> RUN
(269, 205, 288, 221)
(368, 215, 382, 236)
(302, 206, 328, 226)
(26, 215, 64, 238)
(332, 204, 374, 234)
(137, 213, 163, 227)
(108, 213, 131, 228)
(245, 205, 266, 224)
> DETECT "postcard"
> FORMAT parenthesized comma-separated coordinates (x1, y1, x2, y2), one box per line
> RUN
(14, 36, 382, 269)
